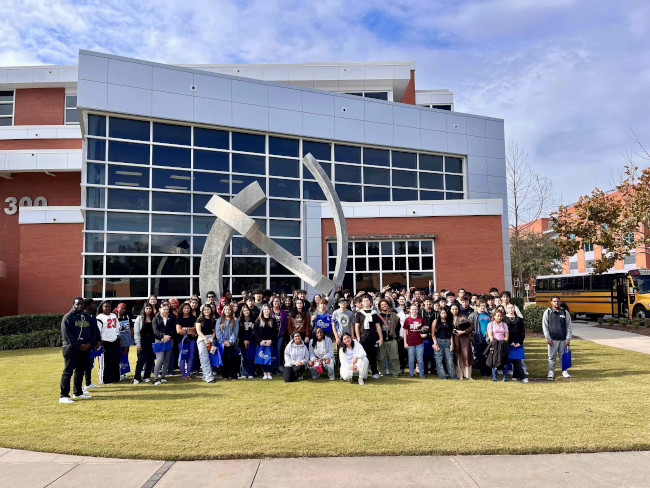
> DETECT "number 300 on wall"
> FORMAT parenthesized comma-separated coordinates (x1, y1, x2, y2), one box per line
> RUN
(3, 196, 48, 215)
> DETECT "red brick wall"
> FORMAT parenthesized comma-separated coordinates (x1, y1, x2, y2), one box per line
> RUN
(0, 139, 81, 150)
(400, 69, 416, 105)
(0, 172, 81, 317)
(321, 215, 505, 293)
(18, 222, 83, 314)
(13, 88, 65, 126)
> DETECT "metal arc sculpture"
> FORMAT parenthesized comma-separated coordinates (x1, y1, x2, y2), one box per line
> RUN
(199, 153, 348, 302)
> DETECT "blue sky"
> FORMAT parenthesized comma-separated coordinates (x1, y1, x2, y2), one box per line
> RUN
(1, 0, 648, 205)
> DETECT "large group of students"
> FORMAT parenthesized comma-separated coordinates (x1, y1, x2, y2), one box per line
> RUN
(59, 285, 573, 402)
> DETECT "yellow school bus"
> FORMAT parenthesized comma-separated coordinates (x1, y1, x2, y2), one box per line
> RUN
(535, 269, 650, 320)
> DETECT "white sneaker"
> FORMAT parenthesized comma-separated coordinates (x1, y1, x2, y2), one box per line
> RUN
(132, 379, 140, 385)
(547, 371, 554, 381)
(268, 374, 273, 380)
(143, 378, 151, 383)
(247, 376, 254, 379)
(372, 374, 380, 379)
(511, 378, 518, 382)
(160, 379, 167, 383)
(154, 380, 162, 386)
(120, 374, 126, 381)
(238, 376, 246, 380)
(358, 378, 365, 385)
(85, 383, 99, 389)
(522, 378, 529, 383)
(385, 369, 390, 375)
(72, 394, 92, 399)
(562, 370, 571, 378)
(59, 397, 74, 404)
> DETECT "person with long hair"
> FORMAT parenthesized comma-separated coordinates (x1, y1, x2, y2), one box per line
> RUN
(432, 308, 457, 380)
(176, 302, 198, 381)
(505, 302, 528, 383)
(152, 302, 175, 385)
(288, 298, 311, 343)
(216, 304, 239, 380)
(283, 331, 310, 382)
(238, 305, 257, 379)
(196, 304, 216, 383)
(254, 304, 277, 380)
(338, 332, 369, 385)
(270, 296, 289, 374)
(148, 295, 159, 315)
(115, 302, 134, 381)
(487, 308, 509, 382)
(189, 297, 201, 318)
(308, 327, 336, 380)
(451, 303, 475, 380)
(133, 303, 156, 384)
(282, 296, 293, 312)
(96, 300, 121, 384)
(403, 303, 426, 379)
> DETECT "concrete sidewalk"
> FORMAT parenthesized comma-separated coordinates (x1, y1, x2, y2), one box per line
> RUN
(1, 448, 649, 488)
(572, 320, 650, 354)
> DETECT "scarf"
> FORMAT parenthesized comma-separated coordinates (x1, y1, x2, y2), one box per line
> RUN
(359, 309, 376, 330)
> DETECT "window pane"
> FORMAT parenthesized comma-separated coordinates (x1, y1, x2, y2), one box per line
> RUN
(303, 181, 325, 200)
(363, 167, 389, 186)
(445, 157, 463, 173)
(445, 174, 463, 191)
(420, 190, 444, 200)
(85, 211, 104, 230)
(153, 122, 190, 145)
(153, 145, 191, 168)
(194, 127, 229, 149)
(231, 175, 266, 195)
(232, 237, 264, 255)
(336, 184, 361, 202)
(108, 165, 149, 188)
(392, 188, 417, 201)
(364, 92, 388, 100)
(270, 258, 291, 275)
(0, 91, 14, 102)
(368, 257, 380, 270)
(392, 151, 417, 169)
(419, 154, 443, 172)
(107, 212, 149, 232)
(109, 117, 149, 141)
(66, 95, 77, 108)
(193, 194, 212, 214)
(335, 164, 361, 184)
(152, 256, 190, 275)
(269, 178, 299, 199)
(303, 162, 331, 179)
(85, 233, 104, 253)
(152, 214, 191, 234)
(193, 216, 215, 234)
(303, 140, 331, 160)
(334, 145, 361, 164)
(152, 192, 190, 212)
(193, 172, 229, 193)
(232, 153, 265, 175)
(106, 255, 148, 275)
(328, 242, 337, 256)
(151, 235, 190, 254)
(364, 186, 390, 202)
(108, 141, 149, 165)
(395, 257, 406, 269)
(269, 157, 298, 178)
(408, 257, 419, 269)
(363, 148, 389, 167)
(269, 136, 299, 157)
(106, 234, 149, 253)
(355, 242, 366, 255)
(232, 277, 267, 295)
(193, 149, 229, 172)
(421, 241, 433, 254)
(84, 255, 103, 275)
(232, 257, 266, 275)
(66, 108, 79, 124)
(422, 256, 433, 269)
(407, 241, 419, 254)
(409, 272, 431, 289)
(87, 163, 105, 184)
(368, 242, 379, 255)
(193, 235, 207, 254)
(84, 278, 103, 298)
(446, 192, 464, 200)
(0, 105, 12, 116)
(153, 168, 191, 191)
(151, 278, 190, 297)
(269, 220, 300, 237)
(355, 258, 366, 271)
(87, 139, 106, 161)
(392, 170, 416, 188)
(88, 114, 106, 137)
(395, 242, 406, 255)
(381, 242, 393, 255)
(0, 118, 12, 126)
(276, 239, 301, 256)
(232, 132, 265, 153)
(420, 172, 443, 190)
(382, 257, 393, 271)
(107, 189, 149, 211)
(106, 278, 148, 298)
(269, 200, 299, 218)
(86, 187, 105, 208)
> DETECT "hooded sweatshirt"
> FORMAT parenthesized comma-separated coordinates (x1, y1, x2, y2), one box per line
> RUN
(284, 339, 310, 366)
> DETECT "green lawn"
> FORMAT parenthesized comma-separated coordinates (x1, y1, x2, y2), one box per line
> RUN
(0, 338, 649, 460)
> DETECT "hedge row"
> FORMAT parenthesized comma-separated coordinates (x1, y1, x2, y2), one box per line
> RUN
(523, 304, 546, 333)
(0, 314, 64, 336)
(0, 329, 61, 351)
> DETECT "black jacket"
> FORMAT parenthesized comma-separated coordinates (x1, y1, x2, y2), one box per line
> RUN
(61, 310, 98, 348)
(152, 314, 176, 340)
(484, 339, 509, 369)
(505, 315, 525, 345)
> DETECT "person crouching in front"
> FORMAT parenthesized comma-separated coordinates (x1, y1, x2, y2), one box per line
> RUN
(339, 332, 369, 385)
(283, 331, 310, 382)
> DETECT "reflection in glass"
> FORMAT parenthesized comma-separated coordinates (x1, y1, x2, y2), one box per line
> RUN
(107, 212, 148, 232)
(194, 128, 229, 149)
(152, 256, 190, 275)
(87, 139, 106, 161)
(232, 132, 265, 154)
(194, 149, 229, 172)
(108, 141, 150, 165)
(151, 214, 191, 234)
(106, 278, 148, 298)
(153, 122, 191, 146)
(106, 255, 148, 275)
(152, 192, 191, 213)
(109, 117, 149, 141)
(269, 136, 299, 157)
(106, 234, 149, 253)
(153, 145, 191, 168)
(269, 178, 299, 199)
(151, 235, 190, 254)
(85, 211, 104, 230)
(84, 255, 103, 275)
(109, 165, 149, 188)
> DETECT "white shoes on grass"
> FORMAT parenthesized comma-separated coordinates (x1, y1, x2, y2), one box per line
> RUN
(59, 397, 74, 404)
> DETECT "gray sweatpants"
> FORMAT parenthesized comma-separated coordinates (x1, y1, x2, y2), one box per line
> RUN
(548, 340, 568, 373)
(197, 337, 215, 382)
(154, 340, 171, 380)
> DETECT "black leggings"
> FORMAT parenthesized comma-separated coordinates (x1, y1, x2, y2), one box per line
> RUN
(283, 364, 305, 382)
(134, 335, 155, 381)
(221, 345, 239, 379)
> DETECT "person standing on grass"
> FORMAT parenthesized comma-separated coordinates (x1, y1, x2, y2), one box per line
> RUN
(354, 295, 383, 379)
(505, 303, 528, 383)
(97, 300, 121, 385)
(59, 297, 98, 403)
(196, 304, 216, 383)
(271, 296, 289, 375)
(152, 302, 175, 385)
(331, 297, 354, 345)
(115, 302, 134, 381)
(82, 298, 101, 393)
(284, 331, 310, 382)
(469, 300, 492, 377)
(376, 299, 401, 377)
(487, 309, 509, 382)
(542, 296, 572, 381)
(133, 303, 155, 384)
(238, 305, 257, 379)
(338, 332, 369, 385)
(451, 304, 474, 380)
(216, 304, 239, 381)
(432, 308, 457, 380)
(403, 303, 426, 378)
(176, 302, 198, 381)
(254, 304, 278, 380)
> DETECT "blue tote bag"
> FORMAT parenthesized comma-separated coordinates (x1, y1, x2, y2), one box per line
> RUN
(178, 333, 189, 362)
(120, 352, 131, 374)
(152, 341, 171, 353)
(89, 346, 103, 370)
(209, 342, 223, 367)
(254, 345, 272, 365)
(509, 344, 525, 360)
(562, 345, 572, 370)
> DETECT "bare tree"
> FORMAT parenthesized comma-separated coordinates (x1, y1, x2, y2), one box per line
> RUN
(506, 142, 555, 297)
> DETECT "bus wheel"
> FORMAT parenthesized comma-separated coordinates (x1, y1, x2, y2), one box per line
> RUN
(633, 305, 647, 320)
(587, 314, 599, 321)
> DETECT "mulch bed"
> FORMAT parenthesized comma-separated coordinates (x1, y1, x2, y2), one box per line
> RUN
(595, 323, 650, 337)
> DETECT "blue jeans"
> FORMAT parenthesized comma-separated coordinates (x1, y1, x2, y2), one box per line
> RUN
(433, 338, 457, 379)
(407, 343, 424, 378)
(273, 336, 284, 373)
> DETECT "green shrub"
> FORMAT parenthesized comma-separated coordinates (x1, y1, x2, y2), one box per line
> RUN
(644, 318, 650, 328)
(0, 314, 64, 336)
(597, 317, 604, 325)
(523, 304, 546, 333)
(620, 318, 629, 326)
(0, 329, 61, 351)
(511, 296, 525, 311)
(607, 317, 616, 325)
(632, 319, 641, 328)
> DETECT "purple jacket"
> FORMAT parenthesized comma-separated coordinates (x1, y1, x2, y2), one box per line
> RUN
(272, 308, 289, 337)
